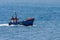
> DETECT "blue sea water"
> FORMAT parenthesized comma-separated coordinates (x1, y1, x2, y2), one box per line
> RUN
(0, 5, 60, 40)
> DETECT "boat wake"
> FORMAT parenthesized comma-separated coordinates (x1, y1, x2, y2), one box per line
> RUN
(0, 24, 36, 26)
(0, 24, 9, 26)
(0, 24, 24, 26)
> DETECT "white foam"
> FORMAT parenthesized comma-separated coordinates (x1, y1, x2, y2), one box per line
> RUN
(33, 25, 36, 26)
(0, 24, 21, 26)
(0, 24, 9, 26)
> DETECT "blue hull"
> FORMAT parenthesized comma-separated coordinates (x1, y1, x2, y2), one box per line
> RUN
(9, 18, 34, 26)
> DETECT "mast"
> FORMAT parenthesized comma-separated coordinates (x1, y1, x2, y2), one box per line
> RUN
(15, 12, 17, 18)
(15, 12, 18, 22)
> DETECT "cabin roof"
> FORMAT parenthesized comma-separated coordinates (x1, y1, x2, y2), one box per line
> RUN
(27, 18, 34, 20)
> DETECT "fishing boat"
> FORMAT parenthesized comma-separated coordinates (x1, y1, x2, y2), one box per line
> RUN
(9, 12, 35, 26)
